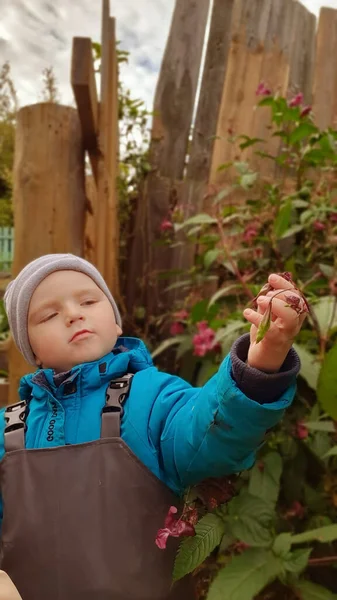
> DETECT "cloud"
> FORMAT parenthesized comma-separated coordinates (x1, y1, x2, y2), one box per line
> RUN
(0, 0, 336, 113)
(1, 0, 175, 110)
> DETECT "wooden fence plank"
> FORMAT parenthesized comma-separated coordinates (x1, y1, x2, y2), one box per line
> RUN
(209, 0, 274, 183)
(313, 7, 337, 130)
(171, 0, 235, 298)
(71, 37, 99, 180)
(126, 0, 211, 316)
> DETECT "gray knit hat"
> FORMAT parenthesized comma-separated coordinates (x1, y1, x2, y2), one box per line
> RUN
(4, 254, 122, 366)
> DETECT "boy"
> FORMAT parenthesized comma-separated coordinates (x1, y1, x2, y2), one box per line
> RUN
(0, 254, 304, 600)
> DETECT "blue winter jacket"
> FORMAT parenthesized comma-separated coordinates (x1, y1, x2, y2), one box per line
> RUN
(0, 337, 296, 520)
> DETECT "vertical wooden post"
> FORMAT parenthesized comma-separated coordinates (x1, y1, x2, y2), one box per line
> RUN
(96, 2, 120, 298)
(9, 103, 86, 404)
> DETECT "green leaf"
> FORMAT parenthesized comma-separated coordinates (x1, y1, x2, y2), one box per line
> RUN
(227, 493, 274, 547)
(208, 549, 283, 600)
(215, 321, 247, 356)
(208, 285, 239, 309)
(240, 172, 258, 190)
(317, 344, 337, 420)
(173, 513, 226, 582)
(274, 200, 292, 239)
(280, 224, 304, 239)
(295, 580, 337, 600)
(305, 421, 335, 433)
(272, 533, 292, 557)
(213, 188, 231, 204)
(151, 336, 189, 359)
(319, 264, 334, 278)
(293, 344, 320, 390)
(289, 122, 317, 145)
(182, 213, 217, 227)
(258, 97, 275, 107)
(323, 445, 337, 458)
(282, 548, 311, 574)
(311, 297, 337, 336)
(204, 249, 221, 269)
(249, 452, 282, 508)
(291, 523, 337, 545)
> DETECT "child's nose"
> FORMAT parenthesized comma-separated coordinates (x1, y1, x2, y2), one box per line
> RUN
(65, 308, 84, 327)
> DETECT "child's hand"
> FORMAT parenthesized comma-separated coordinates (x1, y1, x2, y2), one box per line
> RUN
(243, 274, 308, 372)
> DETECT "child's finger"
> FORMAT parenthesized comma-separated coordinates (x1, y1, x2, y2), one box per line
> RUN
(243, 308, 263, 328)
(268, 274, 295, 291)
(257, 296, 299, 326)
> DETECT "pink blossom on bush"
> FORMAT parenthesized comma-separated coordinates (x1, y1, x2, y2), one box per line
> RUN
(313, 220, 326, 232)
(244, 225, 259, 243)
(285, 501, 305, 519)
(289, 92, 303, 107)
(193, 321, 218, 357)
(160, 219, 173, 233)
(295, 420, 309, 440)
(256, 82, 272, 96)
(300, 105, 312, 118)
(174, 309, 189, 320)
(155, 506, 195, 550)
(170, 322, 185, 336)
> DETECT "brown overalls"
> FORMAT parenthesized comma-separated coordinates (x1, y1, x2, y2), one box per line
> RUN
(0, 375, 194, 600)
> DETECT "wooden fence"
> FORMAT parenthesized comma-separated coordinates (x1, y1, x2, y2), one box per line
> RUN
(2, 0, 337, 405)
(0, 227, 14, 271)
(126, 0, 337, 317)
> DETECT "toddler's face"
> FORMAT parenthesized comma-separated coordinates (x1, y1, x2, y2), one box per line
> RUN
(28, 270, 122, 373)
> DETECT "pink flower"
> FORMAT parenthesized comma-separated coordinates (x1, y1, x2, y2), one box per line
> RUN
(256, 82, 272, 96)
(193, 321, 217, 357)
(170, 322, 184, 336)
(285, 501, 305, 520)
(313, 220, 325, 231)
(289, 92, 303, 107)
(174, 309, 189, 321)
(300, 105, 312, 118)
(243, 225, 258, 243)
(155, 506, 195, 550)
(160, 219, 173, 233)
(295, 420, 309, 440)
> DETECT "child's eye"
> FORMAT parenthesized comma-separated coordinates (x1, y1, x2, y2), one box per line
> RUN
(42, 313, 57, 323)
(82, 300, 96, 306)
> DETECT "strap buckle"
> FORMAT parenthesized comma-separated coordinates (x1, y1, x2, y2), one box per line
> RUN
(102, 375, 133, 417)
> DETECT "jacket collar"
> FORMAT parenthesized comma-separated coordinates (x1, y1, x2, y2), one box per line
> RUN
(19, 337, 153, 400)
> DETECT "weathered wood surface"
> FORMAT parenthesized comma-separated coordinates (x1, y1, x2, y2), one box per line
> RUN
(172, 0, 235, 298)
(96, 2, 119, 298)
(9, 103, 86, 404)
(210, 0, 316, 183)
(71, 36, 99, 180)
(127, 0, 211, 315)
(312, 7, 337, 130)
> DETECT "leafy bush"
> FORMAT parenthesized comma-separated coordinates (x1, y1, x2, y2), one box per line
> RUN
(155, 89, 337, 598)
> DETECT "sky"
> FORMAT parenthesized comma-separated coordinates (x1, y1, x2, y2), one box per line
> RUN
(0, 0, 337, 112)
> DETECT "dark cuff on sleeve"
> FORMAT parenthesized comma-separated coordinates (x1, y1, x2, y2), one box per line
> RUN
(230, 334, 301, 404)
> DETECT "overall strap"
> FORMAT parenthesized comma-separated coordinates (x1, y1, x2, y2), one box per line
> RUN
(101, 374, 133, 439)
(4, 401, 27, 453)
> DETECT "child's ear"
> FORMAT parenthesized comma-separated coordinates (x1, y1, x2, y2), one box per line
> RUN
(116, 325, 122, 337)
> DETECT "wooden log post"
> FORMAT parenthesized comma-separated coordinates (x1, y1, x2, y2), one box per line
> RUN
(8, 103, 86, 405)
(312, 7, 337, 130)
(126, 0, 211, 318)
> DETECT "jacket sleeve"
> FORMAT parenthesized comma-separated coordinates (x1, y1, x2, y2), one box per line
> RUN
(149, 350, 298, 494)
(0, 408, 6, 536)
